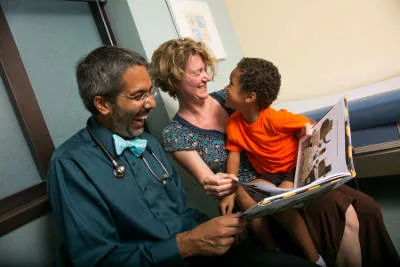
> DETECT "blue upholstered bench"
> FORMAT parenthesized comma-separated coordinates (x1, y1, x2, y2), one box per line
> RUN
(302, 89, 400, 147)
(272, 76, 400, 178)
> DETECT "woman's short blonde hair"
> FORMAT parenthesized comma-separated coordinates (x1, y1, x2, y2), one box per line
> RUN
(150, 38, 217, 98)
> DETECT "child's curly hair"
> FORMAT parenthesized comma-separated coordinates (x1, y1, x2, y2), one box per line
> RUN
(236, 57, 281, 109)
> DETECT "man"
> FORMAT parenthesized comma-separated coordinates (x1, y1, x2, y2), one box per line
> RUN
(47, 46, 316, 266)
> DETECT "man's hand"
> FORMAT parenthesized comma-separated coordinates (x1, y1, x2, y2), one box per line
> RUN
(176, 214, 247, 258)
(219, 193, 236, 215)
(202, 173, 238, 198)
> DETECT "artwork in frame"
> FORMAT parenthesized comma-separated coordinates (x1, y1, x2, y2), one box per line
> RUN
(166, 0, 226, 59)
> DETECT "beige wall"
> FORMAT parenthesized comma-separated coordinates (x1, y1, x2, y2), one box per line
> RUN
(224, 0, 400, 103)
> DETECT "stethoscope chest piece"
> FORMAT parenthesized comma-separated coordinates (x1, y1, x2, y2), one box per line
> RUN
(114, 164, 126, 178)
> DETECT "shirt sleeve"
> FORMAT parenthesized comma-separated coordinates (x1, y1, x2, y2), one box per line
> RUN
(162, 122, 198, 152)
(47, 158, 185, 267)
(271, 109, 310, 133)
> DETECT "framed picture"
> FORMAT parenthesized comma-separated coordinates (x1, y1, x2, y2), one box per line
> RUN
(166, 0, 226, 59)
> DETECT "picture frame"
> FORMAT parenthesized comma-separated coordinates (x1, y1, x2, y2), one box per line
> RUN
(166, 0, 226, 59)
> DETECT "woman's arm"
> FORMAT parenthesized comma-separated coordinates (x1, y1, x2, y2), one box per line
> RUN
(170, 150, 237, 198)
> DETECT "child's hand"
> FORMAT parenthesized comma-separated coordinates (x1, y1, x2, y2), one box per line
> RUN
(219, 193, 236, 215)
(296, 122, 314, 139)
(304, 122, 314, 136)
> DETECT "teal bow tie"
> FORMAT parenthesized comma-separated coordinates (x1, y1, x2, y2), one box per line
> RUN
(113, 134, 147, 157)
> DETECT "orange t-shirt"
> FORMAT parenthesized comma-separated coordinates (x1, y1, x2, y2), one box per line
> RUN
(226, 108, 310, 174)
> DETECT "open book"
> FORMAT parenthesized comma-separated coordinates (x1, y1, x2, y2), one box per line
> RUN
(240, 97, 356, 220)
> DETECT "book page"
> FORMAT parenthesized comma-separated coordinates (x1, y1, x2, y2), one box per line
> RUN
(294, 98, 350, 188)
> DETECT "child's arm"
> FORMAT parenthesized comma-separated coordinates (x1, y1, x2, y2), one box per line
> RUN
(226, 151, 241, 176)
(220, 151, 241, 215)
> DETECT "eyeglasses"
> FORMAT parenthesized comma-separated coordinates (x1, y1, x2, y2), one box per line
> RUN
(120, 87, 157, 103)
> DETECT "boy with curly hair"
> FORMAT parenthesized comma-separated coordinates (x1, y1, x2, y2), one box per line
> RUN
(221, 57, 326, 267)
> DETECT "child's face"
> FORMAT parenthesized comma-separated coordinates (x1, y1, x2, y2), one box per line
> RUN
(225, 68, 247, 109)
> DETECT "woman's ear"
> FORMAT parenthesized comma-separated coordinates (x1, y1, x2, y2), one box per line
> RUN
(245, 91, 257, 104)
(93, 96, 112, 115)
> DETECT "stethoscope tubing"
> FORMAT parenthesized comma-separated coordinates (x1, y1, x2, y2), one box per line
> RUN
(86, 119, 169, 183)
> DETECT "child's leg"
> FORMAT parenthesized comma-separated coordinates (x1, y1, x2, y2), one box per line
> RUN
(279, 180, 294, 189)
(272, 208, 319, 262)
(236, 185, 275, 250)
(274, 180, 321, 263)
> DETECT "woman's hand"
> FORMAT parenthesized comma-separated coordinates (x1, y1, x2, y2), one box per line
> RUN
(219, 193, 236, 215)
(202, 173, 238, 198)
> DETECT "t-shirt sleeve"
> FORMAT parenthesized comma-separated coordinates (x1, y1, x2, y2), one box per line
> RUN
(225, 112, 243, 152)
(270, 109, 310, 133)
(162, 122, 198, 152)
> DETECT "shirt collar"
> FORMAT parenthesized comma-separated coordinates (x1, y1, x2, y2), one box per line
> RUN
(87, 116, 118, 158)
(87, 116, 149, 158)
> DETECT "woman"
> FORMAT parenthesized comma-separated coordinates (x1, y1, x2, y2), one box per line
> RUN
(150, 38, 399, 267)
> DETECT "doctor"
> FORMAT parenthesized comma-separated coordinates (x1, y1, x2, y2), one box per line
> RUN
(47, 46, 316, 266)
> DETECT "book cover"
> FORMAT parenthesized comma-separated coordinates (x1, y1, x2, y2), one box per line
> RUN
(240, 97, 356, 220)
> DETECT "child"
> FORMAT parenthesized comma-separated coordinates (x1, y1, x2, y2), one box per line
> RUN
(221, 57, 326, 267)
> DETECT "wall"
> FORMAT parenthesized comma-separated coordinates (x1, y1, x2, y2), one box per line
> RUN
(0, 1, 241, 265)
(224, 0, 400, 103)
(0, 0, 101, 265)
(105, 0, 243, 216)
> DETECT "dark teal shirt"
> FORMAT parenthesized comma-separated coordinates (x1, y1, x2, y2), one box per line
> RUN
(47, 117, 203, 266)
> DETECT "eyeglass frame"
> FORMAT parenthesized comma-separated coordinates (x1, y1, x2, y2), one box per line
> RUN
(118, 86, 157, 104)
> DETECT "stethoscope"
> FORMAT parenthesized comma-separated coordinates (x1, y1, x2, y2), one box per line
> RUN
(86, 119, 169, 184)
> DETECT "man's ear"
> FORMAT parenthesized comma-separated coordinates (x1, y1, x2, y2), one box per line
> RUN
(93, 96, 112, 115)
(245, 91, 257, 103)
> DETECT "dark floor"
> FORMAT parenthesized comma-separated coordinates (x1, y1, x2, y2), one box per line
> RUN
(353, 175, 400, 254)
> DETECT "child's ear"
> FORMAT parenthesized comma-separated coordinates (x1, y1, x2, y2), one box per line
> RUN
(245, 91, 257, 103)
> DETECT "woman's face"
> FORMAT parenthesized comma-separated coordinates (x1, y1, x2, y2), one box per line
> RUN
(177, 54, 211, 100)
(225, 68, 247, 109)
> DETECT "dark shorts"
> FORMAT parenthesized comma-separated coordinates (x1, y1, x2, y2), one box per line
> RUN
(259, 170, 295, 186)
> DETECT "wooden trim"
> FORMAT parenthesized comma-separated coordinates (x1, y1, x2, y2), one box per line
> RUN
(89, 0, 117, 46)
(0, 7, 55, 179)
(0, 1, 118, 236)
(353, 140, 400, 156)
(354, 140, 400, 178)
(0, 182, 49, 236)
